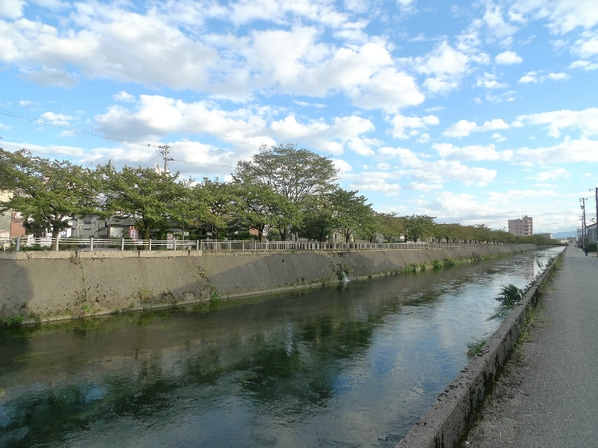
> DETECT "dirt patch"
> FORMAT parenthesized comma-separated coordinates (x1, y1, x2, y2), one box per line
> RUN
(462, 349, 527, 447)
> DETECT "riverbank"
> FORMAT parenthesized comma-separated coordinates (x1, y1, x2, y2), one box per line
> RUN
(397, 245, 566, 448)
(462, 246, 597, 447)
(0, 244, 537, 325)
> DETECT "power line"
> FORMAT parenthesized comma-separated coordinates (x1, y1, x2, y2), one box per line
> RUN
(0, 109, 153, 147)
(0, 109, 236, 171)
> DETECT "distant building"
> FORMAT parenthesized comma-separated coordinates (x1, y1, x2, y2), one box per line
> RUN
(508, 216, 533, 237)
(0, 190, 26, 239)
(586, 223, 597, 245)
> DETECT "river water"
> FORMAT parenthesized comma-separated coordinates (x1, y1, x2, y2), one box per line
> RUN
(0, 247, 564, 448)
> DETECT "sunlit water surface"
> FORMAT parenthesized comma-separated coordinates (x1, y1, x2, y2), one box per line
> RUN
(0, 247, 564, 447)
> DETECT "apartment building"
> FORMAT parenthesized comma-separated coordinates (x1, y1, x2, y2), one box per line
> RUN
(508, 215, 533, 237)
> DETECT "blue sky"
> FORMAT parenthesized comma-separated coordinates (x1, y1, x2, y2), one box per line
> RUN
(1, 0, 598, 235)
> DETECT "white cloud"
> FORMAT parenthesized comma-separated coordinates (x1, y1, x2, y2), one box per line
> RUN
(389, 114, 439, 139)
(570, 60, 598, 71)
(519, 71, 539, 83)
(443, 118, 509, 137)
(477, 72, 507, 89)
(41, 111, 73, 126)
(519, 70, 569, 83)
(547, 72, 569, 80)
(517, 108, 598, 138)
(510, 0, 598, 34)
(377, 146, 497, 188)
(515, 138, 598, 164)
(495, 50, 522, 64)
(432, 143, 513, 162)
(482, 3, 518, 45)
(350, 68, 425, 112)
(0, 0, 25, 19)
(527, 168, 570, 182)
(113, 91, 135, 102)
(574, 31, 598, 58)
(443, 119, 477, 137)
(416, 41, 471, 94)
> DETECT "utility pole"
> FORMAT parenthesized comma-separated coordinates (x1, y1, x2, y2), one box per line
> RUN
(595, 187, 598, 257)
(580, 197, 587, 251)
(158, 144, 173, 174)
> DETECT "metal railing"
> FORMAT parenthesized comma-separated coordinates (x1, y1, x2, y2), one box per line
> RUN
(4, 236, 451, 253)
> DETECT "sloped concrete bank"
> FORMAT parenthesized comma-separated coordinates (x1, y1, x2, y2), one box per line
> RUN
(397, 246, 565, 448)
(0, 244, 536, 325)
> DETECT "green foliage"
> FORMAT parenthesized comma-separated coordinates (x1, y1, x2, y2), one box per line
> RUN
(101, 165, 187, 240)
(490, 283, 524, 320)
(0, 315, 24, 328)
(0, 148, 101, 248)
(496, 283, 524, 307)
(373, 212, 405, 242)
(233, 144, 338, 240)
(230, 182, 299, 241)
(404, 215, 436, 242)
(209, 284, 221, 303)
(432, 259, 443, 270)
(403, 263, 419, 273)
(328, 188, 376, 243)
(467, 338, 487, 356)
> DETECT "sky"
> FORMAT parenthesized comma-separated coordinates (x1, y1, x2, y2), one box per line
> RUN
(1, 0, 598, 235)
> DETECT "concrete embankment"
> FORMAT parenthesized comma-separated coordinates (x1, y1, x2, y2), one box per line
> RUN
(397, 245, 565, 448)
(0, 244, 535, 325)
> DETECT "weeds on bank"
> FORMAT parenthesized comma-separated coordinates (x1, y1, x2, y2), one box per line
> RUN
(488, 283, 524, 320)
(208, 284, 221, 303)
(0, 315, 24, 328)
(467, 338, 487, 357)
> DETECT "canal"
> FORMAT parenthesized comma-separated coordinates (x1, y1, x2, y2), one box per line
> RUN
(0, 247, 563, 447)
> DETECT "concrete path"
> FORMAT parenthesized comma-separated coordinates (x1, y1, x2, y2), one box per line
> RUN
(464, 246, 598, 447)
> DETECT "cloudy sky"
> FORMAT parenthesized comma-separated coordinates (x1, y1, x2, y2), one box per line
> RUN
(1, 0, 598, 235)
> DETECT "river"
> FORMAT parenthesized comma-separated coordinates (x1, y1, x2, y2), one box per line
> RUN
(0, 246, 564, 447)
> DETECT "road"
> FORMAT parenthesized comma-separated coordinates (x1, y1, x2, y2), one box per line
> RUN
(464, 246, 598, 447)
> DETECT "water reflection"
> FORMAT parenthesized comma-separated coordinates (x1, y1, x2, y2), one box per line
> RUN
(0, 247, 563, 447)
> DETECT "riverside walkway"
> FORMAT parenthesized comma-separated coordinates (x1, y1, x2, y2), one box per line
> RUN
(464, 246, 598, 447)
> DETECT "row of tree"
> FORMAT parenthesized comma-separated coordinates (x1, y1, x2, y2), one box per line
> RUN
(0, 144, 555, 246)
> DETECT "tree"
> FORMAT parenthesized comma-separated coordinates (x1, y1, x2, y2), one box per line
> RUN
(198, 178, 238, 239)
(231, 183, 299, 241)
(404, 215, 436, 243)
(233, 144, 338, 240)
(102, 165, 187, 241)
(434, 223, 463, 244)
(297, 195, 336, 242)
(0, 149, 100, 249)
(374, 212, 405, 242)
(329, 189, 376, 243)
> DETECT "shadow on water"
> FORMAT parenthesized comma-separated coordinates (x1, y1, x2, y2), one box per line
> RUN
(0, 247, 564, 448)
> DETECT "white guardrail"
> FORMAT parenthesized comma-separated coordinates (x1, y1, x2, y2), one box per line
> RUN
(0, 236, 447, 252)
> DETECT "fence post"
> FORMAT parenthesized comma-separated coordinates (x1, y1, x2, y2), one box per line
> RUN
(90, 237, 94, 252)
(16, 237, 20, 252)
(121, 238, 125, 251)
(149, 239, 152, 251)
(196, 240, 200, 251)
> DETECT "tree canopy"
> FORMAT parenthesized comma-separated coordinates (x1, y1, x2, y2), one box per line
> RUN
(101, 165, 187, 240)
(0, 148, 100, 249)
(233, 144, 339, 240)
(1, 146, 559, 247)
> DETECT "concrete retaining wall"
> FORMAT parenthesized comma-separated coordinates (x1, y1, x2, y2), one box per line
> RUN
(397, 246, 565, 448)
(0, 244, 535, 325)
